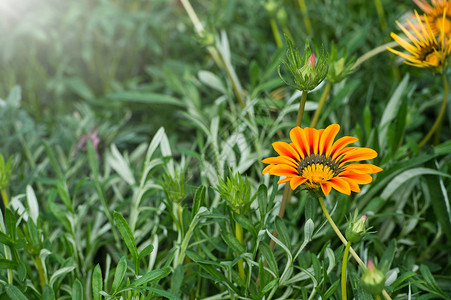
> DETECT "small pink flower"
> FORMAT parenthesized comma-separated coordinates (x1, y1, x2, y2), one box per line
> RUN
(72, 128, 100, 158)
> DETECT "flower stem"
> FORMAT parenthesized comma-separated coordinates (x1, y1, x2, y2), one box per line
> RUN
(318, 197, 393, 300)
(297, 0, 312, 35)
(1, 189, 9, 208)
(270, 91, 308, 250)
(235, 222, 245, 280)
(33, 255, 47, 289)
(373, 0, 387, 31)
(376, 295, 382, 300)
(352, 41, 399, 70)
(419, 74, 448, 148)
(342, 241, 352, 300)
(270, 17, 282, 48)
(178, 202, 184, 236)
(310, 82, 332, 127)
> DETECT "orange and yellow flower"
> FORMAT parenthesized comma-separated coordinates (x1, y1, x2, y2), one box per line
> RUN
(414, 0, 451, 36)
(262, 124, 382, 196)
(387, 10, 451, 71)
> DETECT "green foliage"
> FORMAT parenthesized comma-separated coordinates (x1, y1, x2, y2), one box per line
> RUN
(0, 0, 450, 299)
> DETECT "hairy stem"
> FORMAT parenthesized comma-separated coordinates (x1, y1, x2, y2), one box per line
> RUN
(270, 91, 308, 250)
(342, 241, 351, 300)
(310, 82, 332, 127)
(352, 41, 399, 70)
(318, 197, 393, 300)
(419, 74, 448, 148)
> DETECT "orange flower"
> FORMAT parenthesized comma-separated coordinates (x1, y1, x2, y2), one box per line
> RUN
(262, 124, 382, 196)
(414, 0, 451, 35)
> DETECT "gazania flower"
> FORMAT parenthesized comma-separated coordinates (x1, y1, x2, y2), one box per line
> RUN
(262, 124, 382, 196)
(387, 10, 451, 71)
(414, 0, 451, 36)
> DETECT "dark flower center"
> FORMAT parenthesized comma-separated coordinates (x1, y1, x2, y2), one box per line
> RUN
(296, 153, 344, 176)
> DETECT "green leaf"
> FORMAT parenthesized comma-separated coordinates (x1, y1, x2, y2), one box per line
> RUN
(380, 240, 396, 273)
(259, 243, 279, 277)
(170, 264, 184, 296)
(113, 211, 138, 274)
(111, 256, 128, 293)
(92, 264, 103, 300)
(138, 244, 154, 262)
(5, 284, 28, 300)
(221, 232, 245, 255)
(192, 185, 206, 216)
(130, 268, 171, 287)
(261, 278, 279, 294)
(0, 258, 18, 269)
(72, 279, 83, 300)
(425, 162, 451, 241)
(26, 218, 40, 251)
(138, 286, 181, 300)
(275, 217, 291, 251)
(5, 209, 16, 240)
(257, 184, 268, 220)
(43, 284, 55, 300)
(233, 213, 257, 238)
(419, 264, 447, 297)
(323, 279, 340, 299)
(108, 92, 183, 107)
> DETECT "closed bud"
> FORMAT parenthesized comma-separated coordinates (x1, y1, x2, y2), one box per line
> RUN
(215, 171, 251, 214)
(162, 169, 187, 204)
(346, 213, 367, 243)
(278, 36, 329, 92)
(326, 43, 356, 83)
(361, 260, 385, 296)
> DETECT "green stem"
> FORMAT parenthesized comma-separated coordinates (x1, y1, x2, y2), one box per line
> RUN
(270, 91, 308, 250)
(178, 202, 184, 236)
(297, 0, 312, 35)
(310, 82, 332, 127)
(33, 255, 47, 289)
(419, 74, 448, 148)
(270, 18, 282, 48)
(1, 189, 9, 207)
(373, 0, 387, 31)
(318, 197, 393, 300)
(376, 295, 382, 300)
(342, 241, 352, 300)
(235, 221, 245, 281)
(352, 41, 399, 70)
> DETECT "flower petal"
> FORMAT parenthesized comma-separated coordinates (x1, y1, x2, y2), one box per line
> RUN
(339, 148, 378, 165)
(278, 177, 292, 184)
(319, 124, 340, 156)
(262, 156, 298, 167)
(320, 182, 332, 196)
(289, 127, 306, 159)
(290, 176, 307, 190)
(329, 136, 358, 158)
(273, 142, 300, 161)
(342, 164, 383, 174)
(328, 177, 351, 195)
(268, 164, 298, 176)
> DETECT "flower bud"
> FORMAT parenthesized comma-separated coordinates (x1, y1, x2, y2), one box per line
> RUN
(361, 260, 385, 296)
(346, 214, 367, 243)
(326, 43, 356, 83)
(215, 171, 251, 214)
(278, 36, 329, 92)
(162, 169, 187, 204)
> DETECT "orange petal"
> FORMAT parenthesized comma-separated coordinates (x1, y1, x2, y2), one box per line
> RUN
(278, 177, 291, 184)
(340, 177, 361, 193)
(319, 124, 340, 156)
(262, 156, 298, 167)
(289, 127, 306, 159)
(339, 148, 378, 165)
(268, 164, 298, 177)
(320, 182, 332, 196)
(304, 127, 317, 155)
(342, 164, 383, 174)
(341, 172, 373, 184)
(328, 136, 358, 158)
(290, 176, 307, 190)
(328, 177, 351, 195)
(273, 142, 300, 161)
(262, 164, 274, 174)
(298, 127, 311, 156)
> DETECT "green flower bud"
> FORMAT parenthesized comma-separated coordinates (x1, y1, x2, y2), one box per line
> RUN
(326, 43, 356, 83)
(276, 8, 288, 25)
(361, 260, 385, 296)
(162, 169, 187, 204)
(346, 213, 367, 243)
(215, 171, 251, 214)
(278, 36, 329, 92)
